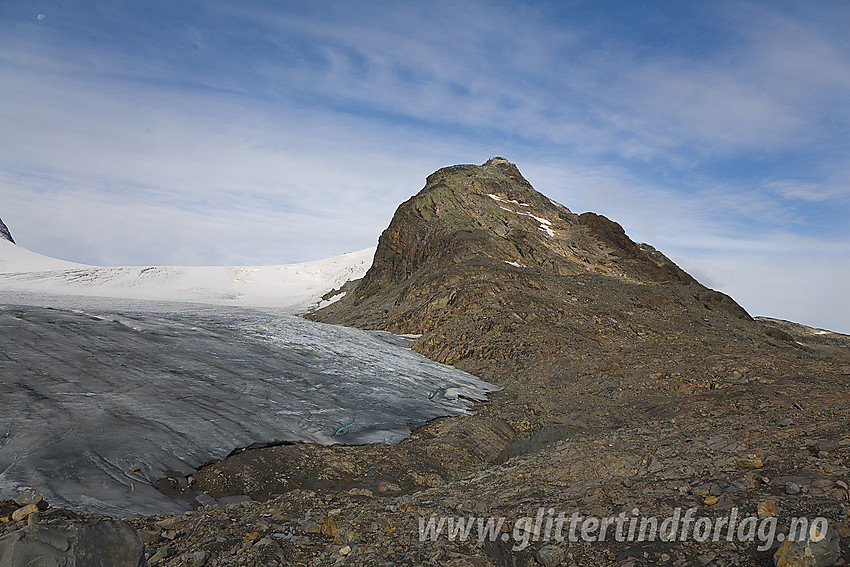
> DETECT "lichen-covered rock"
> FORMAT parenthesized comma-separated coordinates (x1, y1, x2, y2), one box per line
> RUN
(13, 492, 42, 508)
(535, 544, 564, 567)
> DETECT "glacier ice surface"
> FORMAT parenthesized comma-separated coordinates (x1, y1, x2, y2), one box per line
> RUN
(0, 292, 496, 516)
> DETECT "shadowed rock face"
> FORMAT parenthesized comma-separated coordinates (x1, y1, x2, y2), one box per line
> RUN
(0, 219, 13, 244)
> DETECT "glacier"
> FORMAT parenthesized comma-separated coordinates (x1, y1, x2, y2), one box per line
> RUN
(0, 293, 496, 517)
(0, 240, 495, 517)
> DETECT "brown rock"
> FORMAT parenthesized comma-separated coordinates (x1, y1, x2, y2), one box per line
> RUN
(320, 517, 338, 538)
(757, 500, 777, 518)
(304, 521, 321, 533)
(11, 504, 38, 522)
(738, 452, 764, 469)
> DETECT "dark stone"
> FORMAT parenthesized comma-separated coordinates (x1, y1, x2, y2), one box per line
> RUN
(764, 327, 795, 342)
(0, 519, 146, 567)
(195, 493, 218, 508)
(0, 218, 13, 244)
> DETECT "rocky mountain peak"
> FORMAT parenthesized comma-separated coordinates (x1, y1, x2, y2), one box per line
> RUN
(483, 156, 512, 166)
(313, 159, 749, 336)
(0, 217, 14, 244)
(359, 158, 692, 292)
(481, 156, 530, 184)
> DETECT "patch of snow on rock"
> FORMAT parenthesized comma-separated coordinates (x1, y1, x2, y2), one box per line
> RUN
(488, 193, 530, 207)
(497, 206, 555, 237)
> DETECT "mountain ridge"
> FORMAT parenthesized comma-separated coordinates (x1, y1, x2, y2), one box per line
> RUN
(312, 157, 750, 340)
(363, 156, 697, 293)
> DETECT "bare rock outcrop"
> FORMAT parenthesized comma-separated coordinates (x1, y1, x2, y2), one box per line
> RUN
(0, 218, 14, 244)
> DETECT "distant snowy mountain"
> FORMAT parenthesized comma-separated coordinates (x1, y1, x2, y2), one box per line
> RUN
(0, 237, 375, 313)
(0, 217, 14, 244)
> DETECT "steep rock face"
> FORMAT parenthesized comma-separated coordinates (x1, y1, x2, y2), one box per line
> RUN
(0, 218, 13, 244)
(359, 157, 693, 295)
(312, 158, 748, 342)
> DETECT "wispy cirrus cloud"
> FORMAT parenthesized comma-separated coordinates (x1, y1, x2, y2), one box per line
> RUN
(0, 0, 848, 331)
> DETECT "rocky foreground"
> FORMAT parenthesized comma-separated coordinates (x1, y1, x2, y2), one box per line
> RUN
(2, 159, 849, 566)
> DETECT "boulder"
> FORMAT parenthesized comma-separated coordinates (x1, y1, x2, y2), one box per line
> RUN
(0, 519, 146, 567)
(14, 492, 43, 508)
(774, 524, 840, 567)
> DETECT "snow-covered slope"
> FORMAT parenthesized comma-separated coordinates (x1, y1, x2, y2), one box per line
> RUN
(0, 238, 375, 312)
(0, 237, 85, 272)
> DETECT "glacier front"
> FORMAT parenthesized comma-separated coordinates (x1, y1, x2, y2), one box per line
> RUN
(0, 293, 496, 516)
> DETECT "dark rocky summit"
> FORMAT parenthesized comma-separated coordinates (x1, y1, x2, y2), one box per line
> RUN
(313, 156, 711, 334)
(3, 159, 849, 566)
(313, 155, 750, 342)
(0, 218, 14, 244)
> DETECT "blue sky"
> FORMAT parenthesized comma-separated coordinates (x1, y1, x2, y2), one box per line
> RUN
(1, 0, 849, 332)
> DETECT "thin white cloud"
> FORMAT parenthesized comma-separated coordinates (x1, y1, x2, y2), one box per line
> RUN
(217, 0, 850, 162)
(1, 0, 848, 334)
(678, 250, 850, 335)
(522, 159, 850, 333)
